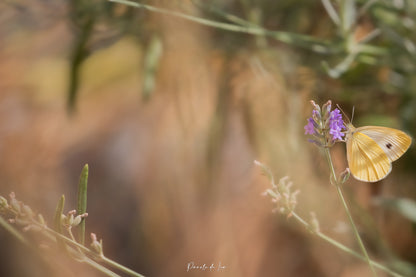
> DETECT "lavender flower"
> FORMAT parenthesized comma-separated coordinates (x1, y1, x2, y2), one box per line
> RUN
(304, 118, 316, 135)
(304, 100, 346, 147)
(328, 109, 346, 141)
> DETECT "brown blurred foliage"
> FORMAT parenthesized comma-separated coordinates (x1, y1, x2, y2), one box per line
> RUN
(0, 1, 416, 277)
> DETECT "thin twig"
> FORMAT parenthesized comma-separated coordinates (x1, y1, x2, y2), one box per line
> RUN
(109, 0, 333, 54)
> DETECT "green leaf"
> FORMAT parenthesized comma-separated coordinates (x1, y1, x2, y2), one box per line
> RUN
(374, 197, 416, 223)
(77, 164, 89, 245)
(54, 195, 65, 232)
(321, 0, 340, 26)
(54, 195, 66, 249)
(342, 0, 356, 33)
(322, 51, 358, 78)
(67, 13, 94, 113)
(142, 34, 163, 101)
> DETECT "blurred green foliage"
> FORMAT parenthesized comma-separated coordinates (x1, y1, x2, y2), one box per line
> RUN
(3, 0, 416, 276)
(65, 0, 416, 131)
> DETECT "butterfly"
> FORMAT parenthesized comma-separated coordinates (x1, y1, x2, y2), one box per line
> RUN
(346, 123, 412, 182)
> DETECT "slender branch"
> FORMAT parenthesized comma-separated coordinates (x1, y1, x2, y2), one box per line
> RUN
(321, 0, 340, 26)
(0, 216, 28, 244)
(83, 257, 123, 277)
(108, 0, 334, 54)
(44, 226, 146, 277)
(290, 212, 403, 277)
(102, 256, 146, 277)
(0, 213, 145, 277)
(191, 0, 258, 28)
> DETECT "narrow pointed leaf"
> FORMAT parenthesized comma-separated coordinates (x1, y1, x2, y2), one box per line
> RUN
(374, 197, 416, 223)
(77, 164, 89, 245)
(342, 0, 356, 33)
(54, 195, 66, 249)
(321, 0, 340, 26)
(142, 34, 163, 100)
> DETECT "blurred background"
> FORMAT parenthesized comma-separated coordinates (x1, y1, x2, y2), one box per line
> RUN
(0, 0, 416, 276)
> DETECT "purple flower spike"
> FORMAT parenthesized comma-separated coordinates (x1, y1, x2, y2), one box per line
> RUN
(329, 109, 346, 141)
(329, 128, 343, 141)
(304, 118, 316, 135)
(304, 101, 346, 147)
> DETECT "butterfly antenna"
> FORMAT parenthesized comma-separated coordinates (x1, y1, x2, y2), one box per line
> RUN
(351, 106, 355, 124)
(336, 104, 351, 123)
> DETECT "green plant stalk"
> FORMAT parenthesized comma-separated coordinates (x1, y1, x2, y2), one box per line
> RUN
(340, 0, 356, 35)
(48, 226, 121, 277)
(102, 256, 146, 277)
(83, 257, 122, 277)
(321, 0, 340, 26)
(290, 212, 403, 277)
(142, 34, 163, 100)
(54, 195, 65, 233)
(27, 219, 146, 277)
(0, 213, 125, 277)
(191, 0, 258, 28)
(0, 215, 27, 244)
(1, 187, 145, 277)
(77, 164, 88, 245)
(67, 3, 95, 112)
(53, 195, 67, 251)
(324, 148, 378, 277)
(108, 0, 333, 54)
(44, 227, 145, 277)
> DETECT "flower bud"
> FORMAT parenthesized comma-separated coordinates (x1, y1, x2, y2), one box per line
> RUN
(309, 212, 320, 233)
(322, 100, 332, 119)
(310, 100, 321, 112)
(72, 215, 82, 226)
(0, 196, 8, 208)
(340, 168, 351, 184)
(68, 214, 75, 226)
(22, 205, 34, 218)
(90, 233, 104, 257)
(38, 214, 46, 226)
(9, 194, 21, 213)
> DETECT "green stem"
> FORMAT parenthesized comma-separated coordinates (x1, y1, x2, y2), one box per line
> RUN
(83, 257, 123, 277)
(191, 0, 258, 28)
(77, 164, 89, 245)
(45, 227, 145, 277)
(102, 256, 146, 277)
(0, 216, 28, 244)
(324, 148, 378, 276)
(0, 215, 146, 277)
(290, 212, 403, 277)
(108, 0, 333, 54)
(324, 147, 337, 185)
(44, 227, 145, 277)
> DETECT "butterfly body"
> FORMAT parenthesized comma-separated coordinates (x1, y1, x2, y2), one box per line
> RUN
(346, 123, 412, 182)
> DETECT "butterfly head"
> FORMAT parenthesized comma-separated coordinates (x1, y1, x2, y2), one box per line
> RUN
(344, 122, 356, 139)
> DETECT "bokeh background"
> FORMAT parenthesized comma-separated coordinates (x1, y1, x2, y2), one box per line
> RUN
(1, 0, 416, 276)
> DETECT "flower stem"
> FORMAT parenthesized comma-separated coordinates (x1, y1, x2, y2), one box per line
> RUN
(108, 0, 332, 53)
(0, 215, 28, 244)
(45, 226, 146, 277)
(0, 214, 146, 277)
(256, 158, 402, 276)
(290, 212, 403, 277)
(324, 148, 378, 277)
(102, 256, 146, 277)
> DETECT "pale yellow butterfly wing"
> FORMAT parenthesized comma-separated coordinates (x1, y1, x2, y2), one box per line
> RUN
(347, 130, 391, 182)
(355, 126, 412, 162)
(346, 124, 412, 182)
